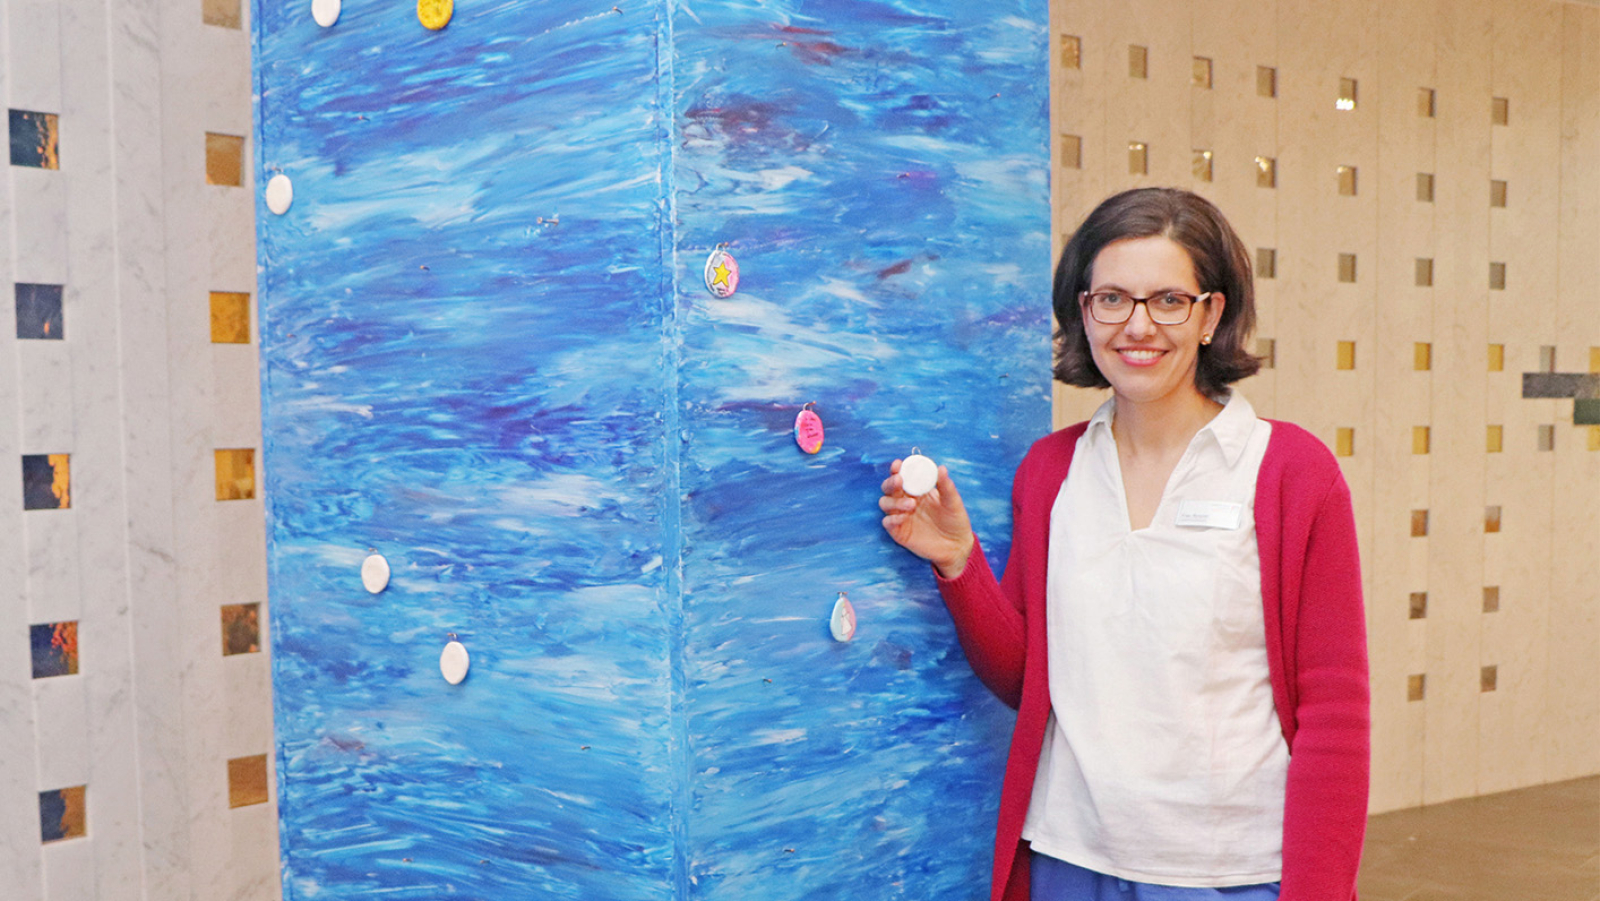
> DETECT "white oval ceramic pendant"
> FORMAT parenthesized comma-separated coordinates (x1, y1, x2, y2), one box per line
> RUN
(312, 0, 340, 27)
(794, 407, 824, 454)
(360, 553, 390, 594)
(899, 453, 938, 497)
(703, 247, 739, 298)
(440, 639, 470, 684)
(265, 174, 294, 215)
(830, 593, 857, 642)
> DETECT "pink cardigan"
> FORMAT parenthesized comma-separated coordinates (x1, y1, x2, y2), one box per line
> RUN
(936, 420, 1370, 901)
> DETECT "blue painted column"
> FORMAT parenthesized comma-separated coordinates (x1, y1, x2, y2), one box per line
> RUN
(255, 1, 1047, 898)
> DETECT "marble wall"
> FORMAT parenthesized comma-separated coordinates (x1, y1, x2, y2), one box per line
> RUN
(0, 0, 277, 895)
(1048, 0, 1600, 814)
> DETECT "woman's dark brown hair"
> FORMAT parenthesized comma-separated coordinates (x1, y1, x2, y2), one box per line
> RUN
(1052, 187, 1261, 394)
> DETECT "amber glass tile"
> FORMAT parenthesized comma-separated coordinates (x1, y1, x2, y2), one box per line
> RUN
(1337, 341, 1356, 370)
(1415, 342, 1432, 371)
(1338, 253, 1357, 283)
(10, 109, 59, 169)
(1192, 149, 1213, 182)
(1488, 343, 1505, 372)
(1492, 96, 1509, 125)
(1257, 338, 1275, 369)
(1590, 426, 1600, 452)
(1059, 134, 1082, 170)
(1590, 346, 1599, 374)
(1257, 66, 1277, 98)
(1489, 262, 1506, 290)
(30, 622, 79, 678)
(1256, 248, 1276, 279)
(39, 786, 86, 842)
(210, 292, 251, 343)
(1416, 172, 1435, 202)
(1481, 665, 1498, 692)
(1413, 426, 1430, 455)
(1338, 165, 1357, 196)
(1409, 592, 1427, 620)
(228, 755, 269, 807)
(1336, 428, 1355, 458)
(1129, 45, 1148, 78)
(1058, 34, 1081, 70)
(1192, 57, 1212, 88)
(1487, 425, 1503, 453)
(1484, 505, 1502, 533)
(214, 449, 255, 500)
(205, 133, 244, 186)
(1407, 674, 1426, 702)
(1338, 77, 1358, 110)
(1418, 87, 1436, 118)
(1411, 509, 1429, 537)
(221, 603, 260, 655)
(1483, 586, 1501, 613)
(202, 0, 241, 28)
(1539, 346, 1557, 373)
(1128, 141, 1148, 175)
(1256, 156, 1276, 188)
(1491, 179, 1507, 208)
(1415, 258, 1433, 287)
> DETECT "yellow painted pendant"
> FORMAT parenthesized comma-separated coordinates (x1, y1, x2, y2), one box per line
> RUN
(418, 0, 452, 30)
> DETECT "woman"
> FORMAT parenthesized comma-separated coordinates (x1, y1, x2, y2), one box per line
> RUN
(880, 188, 1369, 901)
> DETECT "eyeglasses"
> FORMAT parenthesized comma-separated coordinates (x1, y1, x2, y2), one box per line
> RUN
(1079, 290, 1212, 326)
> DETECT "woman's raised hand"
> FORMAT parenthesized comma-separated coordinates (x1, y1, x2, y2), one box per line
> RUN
(879, 460, 975, 579)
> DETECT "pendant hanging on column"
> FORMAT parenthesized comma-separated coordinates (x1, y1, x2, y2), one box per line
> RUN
(704, 245, 739, 298)
(830, 592, 857, 642)
(794, 403, 824, 454)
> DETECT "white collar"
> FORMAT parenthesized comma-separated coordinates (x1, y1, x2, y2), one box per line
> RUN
(1086, 390, 1258, 468)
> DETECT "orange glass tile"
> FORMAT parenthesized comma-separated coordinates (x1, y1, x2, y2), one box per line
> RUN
(214, 449, 255, 501)
(205, 133, 244, 186)
(210, 292, 251, 343)
(228, 755, 270, 808)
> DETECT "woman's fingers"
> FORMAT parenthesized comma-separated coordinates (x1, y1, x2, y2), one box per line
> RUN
(879, 459, 905, 496)
(878, 493, 914, 514)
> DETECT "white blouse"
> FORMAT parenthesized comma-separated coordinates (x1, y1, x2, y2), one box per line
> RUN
(1020, 391, 1289, 887)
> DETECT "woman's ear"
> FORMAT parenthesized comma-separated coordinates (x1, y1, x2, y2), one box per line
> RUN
(1203, 292, 1226, 340)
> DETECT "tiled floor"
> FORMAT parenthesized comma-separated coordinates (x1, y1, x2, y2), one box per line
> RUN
(1359, 776, 1600, 901)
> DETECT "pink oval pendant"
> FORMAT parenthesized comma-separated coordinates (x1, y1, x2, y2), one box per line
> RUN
(794, 407, 824, 454)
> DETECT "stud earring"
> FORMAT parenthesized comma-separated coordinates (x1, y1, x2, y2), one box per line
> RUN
(1201, 334, 1213, 345)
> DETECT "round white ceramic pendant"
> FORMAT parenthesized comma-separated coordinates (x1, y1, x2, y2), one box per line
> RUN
(830, 593, 857, 642)
(440, 639, 470, 684)
(312, 0, 340, 27)
(360, 553, 390, 594)
(899, 452, 938, 497)
(265, 174, 294, 215)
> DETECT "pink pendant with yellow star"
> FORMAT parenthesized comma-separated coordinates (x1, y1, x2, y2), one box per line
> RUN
(703, 247, 739, 298)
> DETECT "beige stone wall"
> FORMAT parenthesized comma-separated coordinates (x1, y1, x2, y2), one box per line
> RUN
(1049, 0, 1600, 814)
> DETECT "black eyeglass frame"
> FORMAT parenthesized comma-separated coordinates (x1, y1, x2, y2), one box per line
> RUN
(1078, 290, 1214, 326)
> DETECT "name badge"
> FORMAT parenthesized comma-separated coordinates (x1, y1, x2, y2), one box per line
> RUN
(1175, 500, 1243, 530)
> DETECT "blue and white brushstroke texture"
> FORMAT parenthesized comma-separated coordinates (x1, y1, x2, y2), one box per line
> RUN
(254, 1, 1049, 899)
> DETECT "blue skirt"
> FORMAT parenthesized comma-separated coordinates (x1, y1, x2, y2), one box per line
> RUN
(1030, 852, 1281, 901)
